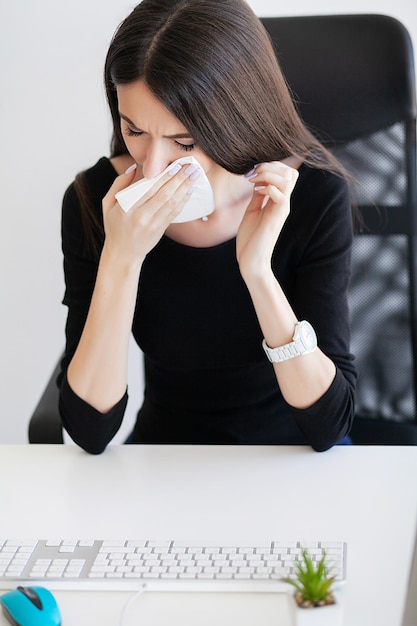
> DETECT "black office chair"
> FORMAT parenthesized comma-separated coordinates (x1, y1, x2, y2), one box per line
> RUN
(29, 14, 417, 445)
(29, 356, 64, 443)
(262, 14, 417, 444)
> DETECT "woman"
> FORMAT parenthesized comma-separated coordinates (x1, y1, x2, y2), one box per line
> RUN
(59, 0, 356, 454)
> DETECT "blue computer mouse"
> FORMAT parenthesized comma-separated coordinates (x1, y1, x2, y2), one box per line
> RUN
(0, 586, 61, 626)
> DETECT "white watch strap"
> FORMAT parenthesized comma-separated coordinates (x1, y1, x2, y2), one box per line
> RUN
(262, 321, 317, 363)
(262, 338, 303, 362)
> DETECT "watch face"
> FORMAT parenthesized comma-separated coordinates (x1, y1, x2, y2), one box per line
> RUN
(300, 321, 317, 350)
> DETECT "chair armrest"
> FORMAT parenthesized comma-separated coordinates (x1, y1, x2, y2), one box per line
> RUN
(28, 355, 64, 444)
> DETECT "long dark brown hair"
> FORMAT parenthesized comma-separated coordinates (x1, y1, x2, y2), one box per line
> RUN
(77, 0, 345, 254)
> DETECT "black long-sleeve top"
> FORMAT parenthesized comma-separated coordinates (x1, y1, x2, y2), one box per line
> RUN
(59, 157, 356, 454)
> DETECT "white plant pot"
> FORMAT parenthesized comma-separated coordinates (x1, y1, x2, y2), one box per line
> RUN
(289, 592, 344, 626)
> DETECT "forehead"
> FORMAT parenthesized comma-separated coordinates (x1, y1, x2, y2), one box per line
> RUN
(117, 80, 187, 132)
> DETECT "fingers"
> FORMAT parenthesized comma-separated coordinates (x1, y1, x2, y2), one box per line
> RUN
(103, 163, 138, 214)
(137, 162, 200, 222)
(245, 161, 299, 204)
(105, 162, 200, 224)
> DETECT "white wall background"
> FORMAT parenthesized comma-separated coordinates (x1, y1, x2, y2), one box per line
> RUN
(1, 0, 416, 443)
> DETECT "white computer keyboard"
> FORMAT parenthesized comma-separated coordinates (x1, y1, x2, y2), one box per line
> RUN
(0, 539, 347, 592)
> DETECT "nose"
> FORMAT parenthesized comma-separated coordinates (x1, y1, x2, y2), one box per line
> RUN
(141, 143, 171, 179)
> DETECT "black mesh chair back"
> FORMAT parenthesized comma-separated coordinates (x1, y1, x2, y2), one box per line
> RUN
(261, 14, 417, 443)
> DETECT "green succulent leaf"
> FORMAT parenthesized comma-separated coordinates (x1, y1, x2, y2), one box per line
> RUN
(284, 548, 336, 606)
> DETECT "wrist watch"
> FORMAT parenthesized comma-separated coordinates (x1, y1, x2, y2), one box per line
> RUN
(262, 320, 317, 363)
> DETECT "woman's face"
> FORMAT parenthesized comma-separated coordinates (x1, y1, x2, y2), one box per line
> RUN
(117, 80, 215, 179)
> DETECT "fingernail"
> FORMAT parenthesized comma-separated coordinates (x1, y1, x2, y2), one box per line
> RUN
(254, 185, 267, 191)
(245, 169, 257, 179)
(168, 163, 182, 176)
(184, 164, 198, 178)
(189, 169, 201, 181)
(125, 163, 137, 175)
(186, 185, 196, 196)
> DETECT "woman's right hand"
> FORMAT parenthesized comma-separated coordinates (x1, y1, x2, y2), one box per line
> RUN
(102, 162, 198, 270)
(67, 162, 198, 414)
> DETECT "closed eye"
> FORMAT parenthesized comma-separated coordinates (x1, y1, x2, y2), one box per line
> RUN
(125, 127, 143, 137)
(124, 128, 195, 151)
(175, 141, 195, 152)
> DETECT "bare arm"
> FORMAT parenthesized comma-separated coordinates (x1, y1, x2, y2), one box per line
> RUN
(236, 161, 336, 410)
(67, 163, 196, 412)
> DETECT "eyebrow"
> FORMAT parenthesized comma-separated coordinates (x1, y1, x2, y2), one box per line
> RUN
(119, 113, 193, 140)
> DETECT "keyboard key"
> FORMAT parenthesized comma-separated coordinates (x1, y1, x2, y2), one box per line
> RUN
(0, 539, 346, 592)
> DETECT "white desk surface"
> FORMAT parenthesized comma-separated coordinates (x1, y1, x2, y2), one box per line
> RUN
(0, 444, 416, 626)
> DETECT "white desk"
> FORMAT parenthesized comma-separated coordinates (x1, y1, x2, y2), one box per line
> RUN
(0, 444, 416, 626)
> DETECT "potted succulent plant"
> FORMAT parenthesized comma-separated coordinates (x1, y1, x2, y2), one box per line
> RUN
(285, 548, 343, 626)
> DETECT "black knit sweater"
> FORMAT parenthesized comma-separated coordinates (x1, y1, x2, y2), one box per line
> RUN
(59, 157, 356, 454)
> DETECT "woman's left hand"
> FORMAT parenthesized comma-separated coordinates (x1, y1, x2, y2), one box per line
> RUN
(236, 159, 299, 279)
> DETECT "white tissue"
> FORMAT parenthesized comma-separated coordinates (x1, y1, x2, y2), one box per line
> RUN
(115, 156, 215, 223)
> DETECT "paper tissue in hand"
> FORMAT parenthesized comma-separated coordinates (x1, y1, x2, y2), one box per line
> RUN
(115, 156, 215, 223)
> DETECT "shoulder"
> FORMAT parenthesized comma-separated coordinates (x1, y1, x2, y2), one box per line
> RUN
(295, 164, 350, 205)
(61, 157, 117, 256)
(284, 164, 353, 255)
(79, 156, 118, 198)
(291, 164, 351, 228)
(63, 156, 117, 207)
(62, 157, 117, 218)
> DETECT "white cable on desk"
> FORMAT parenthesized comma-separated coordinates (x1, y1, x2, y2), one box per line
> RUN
(119, 584, 148, 626)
